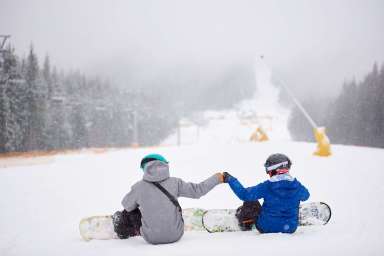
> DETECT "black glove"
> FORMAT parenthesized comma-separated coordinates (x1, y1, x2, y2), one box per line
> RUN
(223, 172, 234, 183)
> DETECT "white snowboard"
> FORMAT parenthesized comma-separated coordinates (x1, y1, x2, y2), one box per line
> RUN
(202, 202, 332, 233)
(79, 202, 331, 240)
(79, 208, 205, 241)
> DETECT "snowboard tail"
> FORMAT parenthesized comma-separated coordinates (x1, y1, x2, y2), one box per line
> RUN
(79, 215, 117, 241)
(299, 202, 332, 226)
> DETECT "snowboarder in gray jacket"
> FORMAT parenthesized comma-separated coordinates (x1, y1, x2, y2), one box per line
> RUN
(115, 153, 223, 245)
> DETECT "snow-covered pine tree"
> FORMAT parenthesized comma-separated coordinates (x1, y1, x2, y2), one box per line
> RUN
(327, 80, 358, 145)
(42, 55, 53, 100)
(0, 45, 27, 152)
(44, 67, 71, 150)
(4, 46, 27, 152)
(24, 45, 48, 151)
(379, 64, 384, 146)
(0, 48, 8, 152)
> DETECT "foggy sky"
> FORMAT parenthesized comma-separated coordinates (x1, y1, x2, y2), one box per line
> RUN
(1, 0, 383, 98)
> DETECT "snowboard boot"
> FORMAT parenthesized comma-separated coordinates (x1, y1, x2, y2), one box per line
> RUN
(112, 209, 142, 239)
(235, 201, 261, 231)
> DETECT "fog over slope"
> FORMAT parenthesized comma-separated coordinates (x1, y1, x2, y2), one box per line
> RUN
(1, 0, 383, 99)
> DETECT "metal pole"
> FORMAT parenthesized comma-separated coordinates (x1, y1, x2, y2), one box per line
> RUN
(132, 110, 138, 146)
(0, 35, 10, 51)
(196, 125, 200, 143)
(177, 120, 181, 146)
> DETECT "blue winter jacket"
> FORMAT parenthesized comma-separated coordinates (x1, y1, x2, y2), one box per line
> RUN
(227, 173, 310, 233)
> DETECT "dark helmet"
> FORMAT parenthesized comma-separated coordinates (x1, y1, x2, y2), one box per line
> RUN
(140, 153, 168, 169)
(264, 153, 292, 173)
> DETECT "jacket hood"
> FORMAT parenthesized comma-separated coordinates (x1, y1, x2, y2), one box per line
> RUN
(142, 160, 170, 182)
(267, 174, 301, 199)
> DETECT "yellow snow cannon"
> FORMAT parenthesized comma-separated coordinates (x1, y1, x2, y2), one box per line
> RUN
(258, 55, 332, 157)
(313, 127, 331, 157)
(250, 127, 269, 142)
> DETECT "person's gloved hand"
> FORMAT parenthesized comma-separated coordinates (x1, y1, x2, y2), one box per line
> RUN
(223, 172, 234, 183)
(216, 172, 224, 183)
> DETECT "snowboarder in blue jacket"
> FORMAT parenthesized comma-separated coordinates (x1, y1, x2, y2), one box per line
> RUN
(223, 153, 310, 234)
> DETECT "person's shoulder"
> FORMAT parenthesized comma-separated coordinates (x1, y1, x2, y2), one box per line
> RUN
(168, 176, 182, 184)
(292, 178, 307, 187)
(131, 180, 145, 190)
(256, 180, 270, 187)
(262, 179, 270, 184)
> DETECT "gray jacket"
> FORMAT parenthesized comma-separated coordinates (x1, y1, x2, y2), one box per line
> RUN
(122, 160, 220, 244)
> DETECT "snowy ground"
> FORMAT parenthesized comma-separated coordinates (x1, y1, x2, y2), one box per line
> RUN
(1, 141, 384, 256)
(2, 62, 383, 255)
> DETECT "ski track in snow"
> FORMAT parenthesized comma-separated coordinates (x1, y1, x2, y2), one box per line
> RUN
(1, 141, 384, 256)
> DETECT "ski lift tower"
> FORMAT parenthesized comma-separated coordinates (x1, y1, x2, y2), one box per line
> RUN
(0, 35, 10, 51)
(0, 35, 11, 71)
(0, 35, 10, 55)
(0, 35, 23, 84)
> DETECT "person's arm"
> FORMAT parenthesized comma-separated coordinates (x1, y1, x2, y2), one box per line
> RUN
(121, 187, 139, 211)
(300, 183, 310, 201)
(177, 173, 222, 199)
(225, 173, 266, 201)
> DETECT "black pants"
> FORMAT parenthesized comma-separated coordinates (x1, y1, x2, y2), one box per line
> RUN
(112, 208, 142, 239)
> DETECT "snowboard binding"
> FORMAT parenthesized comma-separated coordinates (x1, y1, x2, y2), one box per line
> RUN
(235, 201, 261, 231)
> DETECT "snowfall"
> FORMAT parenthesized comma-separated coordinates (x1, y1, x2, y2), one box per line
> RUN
(1, 66, 384, 256)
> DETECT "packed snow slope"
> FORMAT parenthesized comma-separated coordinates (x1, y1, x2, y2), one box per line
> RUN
(1, 141, 384, 256)
(163, 60, 291, 146)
